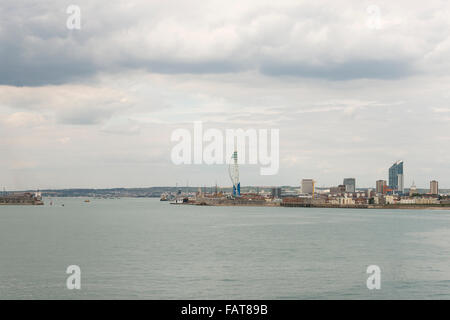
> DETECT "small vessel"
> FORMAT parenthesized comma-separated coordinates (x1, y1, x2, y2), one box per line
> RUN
(84, 199, 90, 203)
(160, 192, 175, 201)
(160, 193, 169, 201)
(170, 197, 189, 204)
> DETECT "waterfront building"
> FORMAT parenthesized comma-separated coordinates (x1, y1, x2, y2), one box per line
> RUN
(0, 192, 43, 205)
(430, 180, 439, 195)
(301, 179, 315, 195)
(330, 185, 346, 195)
(281, 189, 299, 198)
(384, 185, 393, 195)
(373, 195, 383, 205)
(376, 180, 387, 194)
(339, 196, 355, 205)
(271, 187, 282, 199)
(343, 178, 356, 192)
(409, 181, 418, 196)
(389, 161, 404, 193)
(400, 198, 416, 204)
(416, 197, 440, 205)
(385, 195, 395, 204)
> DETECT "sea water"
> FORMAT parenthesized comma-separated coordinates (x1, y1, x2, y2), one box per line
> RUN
(1, 198, 449, 299)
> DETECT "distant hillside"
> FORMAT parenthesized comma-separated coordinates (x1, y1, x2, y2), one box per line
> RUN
(16, 186, 449, 198)
(33, 186, 276, 198)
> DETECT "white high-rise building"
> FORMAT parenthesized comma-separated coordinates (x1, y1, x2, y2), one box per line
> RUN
(397, 174, 404, 193)
(301, 179, 315, 195)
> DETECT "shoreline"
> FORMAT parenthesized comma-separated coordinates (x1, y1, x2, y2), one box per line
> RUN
(175, 201, 450, 210)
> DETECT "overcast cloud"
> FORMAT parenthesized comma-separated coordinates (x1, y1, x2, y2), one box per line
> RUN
(1, 0, 450, 189)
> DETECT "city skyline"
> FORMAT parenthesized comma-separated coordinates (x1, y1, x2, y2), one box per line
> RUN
(1, 1, 450, 190)
(4, 174, 446, 192)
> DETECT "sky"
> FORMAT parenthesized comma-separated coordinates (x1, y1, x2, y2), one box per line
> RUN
(1, 0, 450, 190)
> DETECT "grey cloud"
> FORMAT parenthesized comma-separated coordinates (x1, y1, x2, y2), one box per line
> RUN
(0, 0, 442, 86)
(1, 51, 97, 87)
(260, 59, 414, 80)
(122, 59, 244, 75)
(57, 108, 110, 125)
(0, 2, 97, 86)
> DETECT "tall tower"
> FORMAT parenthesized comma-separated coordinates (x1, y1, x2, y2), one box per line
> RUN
(228, 150, 240, 196)
(376, 180, 386, 194)
(343, 178, 356, 192)
(389, 160, 404, 193)
(430, 180, 439, 195)
(301, 179, 315, 195)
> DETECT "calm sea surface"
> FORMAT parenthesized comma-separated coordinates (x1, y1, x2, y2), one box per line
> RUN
(1, 197, 449, 299)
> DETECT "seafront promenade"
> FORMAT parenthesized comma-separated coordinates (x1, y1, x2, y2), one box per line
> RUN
(171, 195, 450, 210)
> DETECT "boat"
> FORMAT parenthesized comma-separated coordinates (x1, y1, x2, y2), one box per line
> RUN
(160, 192, 175, 201)
(170, 197, 189, 204)
(160, 193, 169, 201)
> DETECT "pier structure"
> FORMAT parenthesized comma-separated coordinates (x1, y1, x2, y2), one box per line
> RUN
(0, 192, 44, 205)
